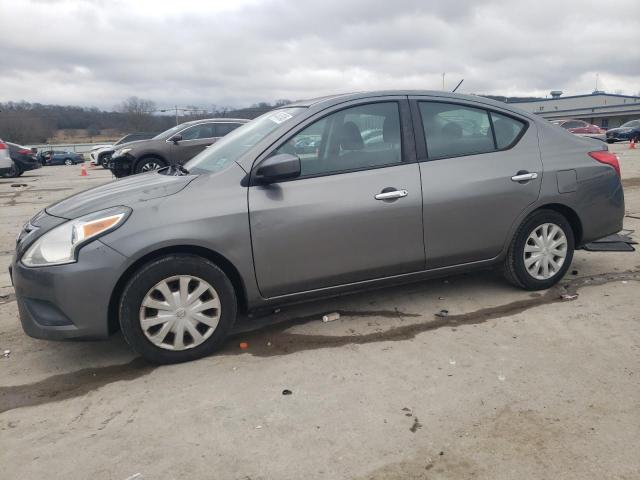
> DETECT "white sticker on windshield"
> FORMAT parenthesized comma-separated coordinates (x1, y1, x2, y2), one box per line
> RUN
(268, 111, 293, 124)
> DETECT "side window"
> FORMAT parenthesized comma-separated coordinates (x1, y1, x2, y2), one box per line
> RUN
(272, 102, 403, 177)
(180, 124, 215, 140)
(214, 123, 241, 136)
(419, 102, 494, 159)
(490, 112, 526, 149)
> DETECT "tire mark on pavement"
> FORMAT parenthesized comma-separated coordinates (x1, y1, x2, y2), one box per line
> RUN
(0, 358, 155, 414)
(2, 271, 638, 414)
(223, 270, 640, 357)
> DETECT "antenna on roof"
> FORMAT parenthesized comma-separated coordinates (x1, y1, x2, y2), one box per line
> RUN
(452, 79, 464, 93)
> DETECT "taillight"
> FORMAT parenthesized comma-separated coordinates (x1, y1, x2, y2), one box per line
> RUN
(589, 150, 621, 177)
(0, 141, 7, 150)
(18, 148, 31, 155)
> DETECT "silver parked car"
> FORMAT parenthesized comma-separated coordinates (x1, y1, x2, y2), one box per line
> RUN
(11, 91, 624, 363)
(0, 139, 13, 175)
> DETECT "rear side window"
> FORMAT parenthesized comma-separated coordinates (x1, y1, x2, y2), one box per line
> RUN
(490, 112, 526, 149)
(419, 102, 494, 159)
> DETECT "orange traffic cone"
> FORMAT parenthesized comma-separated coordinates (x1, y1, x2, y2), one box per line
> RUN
(80, 162, 88, 176)
(629, 139, 636, 149)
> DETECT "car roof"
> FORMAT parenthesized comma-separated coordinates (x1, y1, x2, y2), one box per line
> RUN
(179, 117, 250, 127)
(282, 90, 539, 120)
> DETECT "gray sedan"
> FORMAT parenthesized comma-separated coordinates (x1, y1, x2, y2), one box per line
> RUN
(11, 91, 624, 363)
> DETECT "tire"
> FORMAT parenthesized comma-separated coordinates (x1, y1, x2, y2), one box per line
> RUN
(1, 163, 21, 178)
(64, 158, 73, 166)
(100, 154, 111, 169)
(503, 209, 575, 290)
(119, 254, 237, 364)
(606, 139, 614, 144)
(135, 157, 166, 174)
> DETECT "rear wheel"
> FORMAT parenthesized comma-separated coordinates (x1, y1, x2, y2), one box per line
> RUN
(503, 209, 574, 290)
(1, 163, 21, 178)
(135, 157, 166, 174)
(119, 254, 237, 364)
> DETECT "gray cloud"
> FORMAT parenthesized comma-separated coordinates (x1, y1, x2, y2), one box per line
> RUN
(0, 0, 638, 109)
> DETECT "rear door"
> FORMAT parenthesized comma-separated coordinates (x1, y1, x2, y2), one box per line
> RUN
(171, 123, 217, 163)
(248, 98, 425, 298)
(410, 96, 542, 268)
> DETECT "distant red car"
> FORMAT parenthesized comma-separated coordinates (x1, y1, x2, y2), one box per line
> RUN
(552, 119, 604, 135)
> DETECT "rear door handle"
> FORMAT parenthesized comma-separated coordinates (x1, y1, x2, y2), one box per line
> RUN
(511, 172, 538, 182)
(375, 189, 408, 200)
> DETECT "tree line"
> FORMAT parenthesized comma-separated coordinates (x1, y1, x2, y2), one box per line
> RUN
(0, 96, 286, 145)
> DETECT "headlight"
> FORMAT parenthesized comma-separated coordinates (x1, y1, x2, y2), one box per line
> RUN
(22, 206, 131, 267)
(116, 148, 132, 156)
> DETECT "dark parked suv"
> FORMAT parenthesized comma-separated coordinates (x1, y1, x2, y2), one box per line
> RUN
(11, 91, 624, 364)
(605, 120, 640, 143)
(109, 118, 248, 177)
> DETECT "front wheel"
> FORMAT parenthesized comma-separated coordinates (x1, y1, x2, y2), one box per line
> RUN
(64, 158, 73, 166)
(119, 254, 237, 364)
(100, 155, 111, 168)
(135, 157, 166, 174)
(503, 209, 574, 290)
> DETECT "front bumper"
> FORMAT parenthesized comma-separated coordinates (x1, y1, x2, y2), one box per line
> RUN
(11, 240, 128, 340)
(109, 154, 135, 178)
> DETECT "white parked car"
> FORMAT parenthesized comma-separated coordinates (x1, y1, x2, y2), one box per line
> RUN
(90, 132, 160, 168)
(0, 139, 13, 176)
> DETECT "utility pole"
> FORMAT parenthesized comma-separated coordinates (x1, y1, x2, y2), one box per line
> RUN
(442, 72, 445, 90)
(174, 105, 179, 126)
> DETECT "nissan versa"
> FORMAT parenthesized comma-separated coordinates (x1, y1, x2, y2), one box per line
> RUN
(11, 91, 624, 364)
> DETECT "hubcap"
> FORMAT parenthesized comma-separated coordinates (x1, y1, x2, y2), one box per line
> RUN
(141, 161, 160, 172)
(524, 223, 568, 280)
(139, 275, 221, 351)
(65, 159, 72, 165)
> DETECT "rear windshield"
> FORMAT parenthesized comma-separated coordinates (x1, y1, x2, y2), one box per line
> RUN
(185, 108, 305, 173)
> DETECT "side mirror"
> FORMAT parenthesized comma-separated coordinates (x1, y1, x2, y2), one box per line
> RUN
(254, 153, 301, 184)
(169, 134, 183, 144)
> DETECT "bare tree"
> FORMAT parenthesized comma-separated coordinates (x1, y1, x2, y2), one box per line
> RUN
(117, 96, 157, 131)
(0, 110, 54, 144)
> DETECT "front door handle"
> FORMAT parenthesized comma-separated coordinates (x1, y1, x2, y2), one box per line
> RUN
(511, 172, 538, 182)
(375, 189, 408, 200)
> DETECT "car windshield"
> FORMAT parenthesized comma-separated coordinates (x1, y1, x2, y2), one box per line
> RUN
(185, 108, 306, 173)
(621, 120, 640, 128)
(153, 124, 184, 140)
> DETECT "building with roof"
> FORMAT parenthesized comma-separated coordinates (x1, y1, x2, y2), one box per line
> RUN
(504, 91, 640, 129)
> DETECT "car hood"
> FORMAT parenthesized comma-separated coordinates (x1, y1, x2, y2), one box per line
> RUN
(113, 138, 162, 154)
(46, 171, 197, 219)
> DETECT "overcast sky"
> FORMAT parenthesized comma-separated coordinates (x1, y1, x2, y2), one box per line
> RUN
(1, 0, 638, 110)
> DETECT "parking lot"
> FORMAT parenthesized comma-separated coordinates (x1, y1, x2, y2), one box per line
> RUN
(1, 145, 639, 479)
